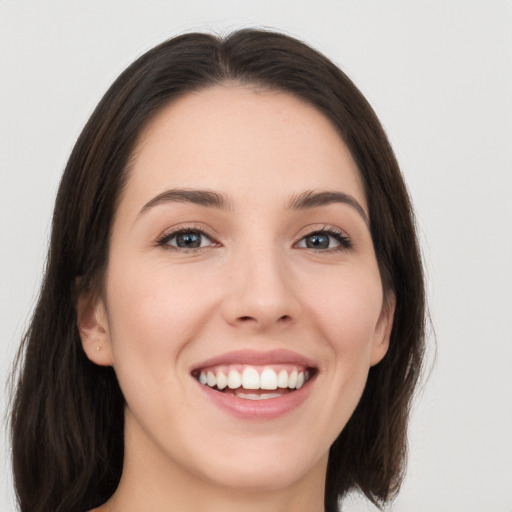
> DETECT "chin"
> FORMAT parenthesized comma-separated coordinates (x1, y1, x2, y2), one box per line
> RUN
(203, 463, 313, 493)
(188, 438, 328, 493)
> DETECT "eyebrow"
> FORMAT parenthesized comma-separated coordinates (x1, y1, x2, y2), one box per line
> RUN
(138, 188, 234, 217)
(137, 187, 369, 226)
(287, 190, 369, 226)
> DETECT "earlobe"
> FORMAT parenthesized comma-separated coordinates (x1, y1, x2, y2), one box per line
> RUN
(370, 294, 396, 366)
(76, 291, 114, 366)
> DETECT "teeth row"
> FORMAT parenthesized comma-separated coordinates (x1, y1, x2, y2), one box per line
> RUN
(198, 367, 308, 391)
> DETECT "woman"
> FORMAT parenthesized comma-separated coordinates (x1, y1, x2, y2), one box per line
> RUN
(10, 29, 425, 512)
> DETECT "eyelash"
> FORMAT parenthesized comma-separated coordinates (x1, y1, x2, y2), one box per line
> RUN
(298, 226, 352, 251)
(156, 226, 220, 252)
(155, 225, 352, 252)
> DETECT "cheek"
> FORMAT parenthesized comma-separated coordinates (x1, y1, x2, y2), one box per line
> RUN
(104, 262, 218, 389)
(304, 269, 383, 355)
(299, 267, 383, 420)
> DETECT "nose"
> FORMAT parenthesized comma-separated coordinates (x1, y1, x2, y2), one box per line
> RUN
(221, 247, 301, 332)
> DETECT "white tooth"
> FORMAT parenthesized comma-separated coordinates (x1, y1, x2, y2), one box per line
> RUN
(207, 371, 217, 388)
(199, 371, 207, 385)
(260, 393, 284, 400)
(242, 366, 260, 389)
(296, 371, 305, 389)
(216, 371, 227, 390)
(260, 368, 278, 390)
(277, 369, 289, 388)
(236, 392, 283, 400)
(288, 370, 298, 389)
(227, 369, 242, 389)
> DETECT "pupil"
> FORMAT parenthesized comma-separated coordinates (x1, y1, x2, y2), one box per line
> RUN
(306, 234, 329, 249)
(177, 232, 201, 248)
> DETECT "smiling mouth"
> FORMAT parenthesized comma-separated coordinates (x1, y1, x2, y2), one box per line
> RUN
(192, 364, 315, 400)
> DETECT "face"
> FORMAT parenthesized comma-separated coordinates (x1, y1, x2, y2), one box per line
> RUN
(79, 85, 393, 494)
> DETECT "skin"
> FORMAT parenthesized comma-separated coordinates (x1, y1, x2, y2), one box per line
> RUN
(78, 85, 394, 512)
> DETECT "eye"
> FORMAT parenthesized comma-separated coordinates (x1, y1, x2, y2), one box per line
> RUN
(157, 228, 218, 250)
(296, 229, 351, 250)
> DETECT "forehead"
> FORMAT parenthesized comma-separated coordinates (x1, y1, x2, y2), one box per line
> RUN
(123, 85, 366, 214)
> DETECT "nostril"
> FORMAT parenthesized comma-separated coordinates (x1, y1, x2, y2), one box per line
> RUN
(237, 314, 292, 323)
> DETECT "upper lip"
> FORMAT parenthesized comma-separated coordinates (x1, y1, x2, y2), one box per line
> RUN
(190, 349, 317, 372)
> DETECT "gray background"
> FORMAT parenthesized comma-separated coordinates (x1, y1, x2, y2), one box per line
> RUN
(1, 1, 511, 511)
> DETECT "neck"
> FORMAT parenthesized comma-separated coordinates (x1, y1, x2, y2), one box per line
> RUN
(106, 413, 328, 512)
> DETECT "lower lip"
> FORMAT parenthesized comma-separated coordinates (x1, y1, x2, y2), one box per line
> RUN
(194, 377, 315, 420)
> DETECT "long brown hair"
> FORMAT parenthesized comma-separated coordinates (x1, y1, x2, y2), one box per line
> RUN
(10, 29, 425, 512)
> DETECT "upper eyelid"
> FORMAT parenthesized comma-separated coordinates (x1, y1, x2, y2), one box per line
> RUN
(294, 224, 350, 240)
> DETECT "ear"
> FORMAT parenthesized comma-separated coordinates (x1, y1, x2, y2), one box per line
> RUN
(76, 290, 114, 366)
(370, 294, 395, 366)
